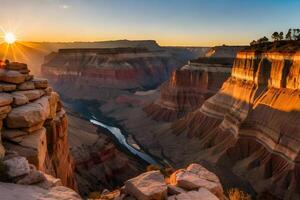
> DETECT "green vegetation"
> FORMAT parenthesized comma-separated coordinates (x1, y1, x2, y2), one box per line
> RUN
(250, 28, 300, 45)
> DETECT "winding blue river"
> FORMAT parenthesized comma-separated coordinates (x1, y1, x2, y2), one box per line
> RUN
(90, 118, 160, 166)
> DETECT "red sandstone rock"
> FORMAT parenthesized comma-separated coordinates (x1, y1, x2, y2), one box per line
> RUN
(125, 170, 167, 200)
(170, 46, 300, 199)
(144, 59, 231, 122)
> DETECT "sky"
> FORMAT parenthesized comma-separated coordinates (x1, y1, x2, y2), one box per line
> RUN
(0, 0, 299, 46)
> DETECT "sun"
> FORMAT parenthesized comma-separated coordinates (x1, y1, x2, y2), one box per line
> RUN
(4, 32, 16, 44)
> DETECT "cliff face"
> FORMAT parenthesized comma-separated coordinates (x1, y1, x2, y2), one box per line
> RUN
(144, 63, 231, 121)
(171, 44, 300, 199)
(204, 46, 245, 58)
(143, 46, 243, 122)
(0, 40, 162, 75)
(0, 62, 77, 190)
(41, 48, 186, 95)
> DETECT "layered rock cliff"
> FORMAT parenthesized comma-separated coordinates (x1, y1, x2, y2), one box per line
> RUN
(0, 61, 77, 190)
(42, 48, 188, 95)
(144, 46, 244, 122)
(170, 41, 300, 199)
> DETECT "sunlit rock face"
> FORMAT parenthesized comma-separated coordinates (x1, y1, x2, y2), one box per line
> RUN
(171, 42, 300, 199)
(144, 63, 231, 121)
(144, 46, 244, 122)
(0, 62, 77, 190)
(41, 48, 187, 97)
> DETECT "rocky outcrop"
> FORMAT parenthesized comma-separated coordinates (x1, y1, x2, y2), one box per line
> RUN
(0, 61, 77, 190)
(171, 41, 300, 199)
(93, 163, 225, 200)
(0, 152, 80, 200)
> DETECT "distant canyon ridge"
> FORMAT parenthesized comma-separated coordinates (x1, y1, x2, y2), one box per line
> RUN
(0, 40, 210, 75)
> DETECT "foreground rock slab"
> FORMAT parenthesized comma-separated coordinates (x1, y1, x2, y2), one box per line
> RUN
(0, 182, 82, 200)
(125, 170, 167, 200)
(170, 163, 224, 199)
(169, 189, 219, 200)
(6, 99, 49, 128)
(4, 156, 30, 178)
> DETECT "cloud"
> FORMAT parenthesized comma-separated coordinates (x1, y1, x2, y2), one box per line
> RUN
(59, 4, 71, 9)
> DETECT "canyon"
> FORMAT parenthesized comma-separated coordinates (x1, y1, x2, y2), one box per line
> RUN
(41, 41, 300, 199)
(0, 60, 227, 200)
(3, 39, 299, 199)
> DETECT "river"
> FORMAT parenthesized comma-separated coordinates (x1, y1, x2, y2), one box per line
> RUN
(65, 99, 165, 167)
(90, 118, 161, 166)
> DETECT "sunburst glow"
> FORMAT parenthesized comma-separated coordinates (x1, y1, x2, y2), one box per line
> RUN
(4, 33, 16, 44)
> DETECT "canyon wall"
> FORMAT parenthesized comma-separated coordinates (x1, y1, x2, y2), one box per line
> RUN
(144, 46, 244, 121)
(0, 40, 162, 75)
(0, 62, 77, 190)
(171, 42, 300, 199)
(144, 62, 231, 121)
(41, 48, 189, 99)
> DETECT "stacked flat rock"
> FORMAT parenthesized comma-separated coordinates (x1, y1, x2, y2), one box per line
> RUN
(0, 61, 60, 170)
(97, 163, 225, 200)
(0, 152, 81, 200)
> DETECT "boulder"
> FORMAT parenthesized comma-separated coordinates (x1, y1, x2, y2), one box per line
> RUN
(0, 93, 13, 106)
(125, 170, 167, 200)
(11, 93, 29, 106)
(12, 90, 45, 102)
(173, 189, 219, 200)
(1, 70, 25, 84)
(6, 62, 27, 70)
(0, 105, 11, 115)
(17, 169, 46, 185)
(0, 182, 81, 200)
(36, 174, 62, 189)
(36, 174, 63, 189)
(6, 98, 49, 128)
(170, 164, 224, 199)
(167, 185, 186, 195)
(32, 78, 48, 89)
(3, 156, 30, 178)
(17, 81, 35, 90)
(21, 121, 45, 133)
(0, 83, 16, 92)
(2, 129, 27, 143)
(186, 164, 221, 183)
(25, 74, 34, 81)
(19, 69, 30, 75)
(18, 128, 47, 169)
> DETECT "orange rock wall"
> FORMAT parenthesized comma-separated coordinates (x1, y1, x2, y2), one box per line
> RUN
(172, 50, 300, 199)
(145, 64, 231, 121)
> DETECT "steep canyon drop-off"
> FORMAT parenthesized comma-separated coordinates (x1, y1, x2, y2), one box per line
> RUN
(41, 42, 300, 199)
(170, 43, 300, 199)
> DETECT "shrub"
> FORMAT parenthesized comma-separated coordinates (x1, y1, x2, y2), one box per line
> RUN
(228, 188, 251, 200)
(146, 164, 160, 172)
(88, 192, 102, 199)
